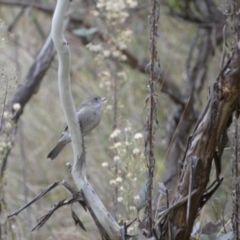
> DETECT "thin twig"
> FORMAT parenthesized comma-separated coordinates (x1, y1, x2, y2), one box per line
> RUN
(18, 120, 32, 239)
(8, 7, 26, 32)
(8, 180, 84, 217)
(232, 111, 239, 238)
(186, 156, 193, 223)
(154, 188, 199, 228)
(164, 97, 191, 160)
(219, 25, 227, 70)
(185, 29, 200, 82)
(32, 195, 86, 231)
(8, 181, 60, 217)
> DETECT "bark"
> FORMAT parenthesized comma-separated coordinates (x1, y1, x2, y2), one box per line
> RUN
(0, 33, 55, 178)
(144, 0, 160, 238)
(159, 0, 226, 197)
(158, 44, 240, 239)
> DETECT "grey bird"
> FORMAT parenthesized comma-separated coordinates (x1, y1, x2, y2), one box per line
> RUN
(47, 95, 106, 160)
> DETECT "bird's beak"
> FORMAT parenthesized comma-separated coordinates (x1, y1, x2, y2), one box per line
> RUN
(102, 97, 107, 102)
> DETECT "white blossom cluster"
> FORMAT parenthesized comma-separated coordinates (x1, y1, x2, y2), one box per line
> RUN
(0, 104, 21, 155)
(87, 0, 136, 62)
(100, 123, 145, 224)
(96, 0, 138, 24)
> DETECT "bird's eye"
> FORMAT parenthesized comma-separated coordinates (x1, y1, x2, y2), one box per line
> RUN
(94, 97, 98, 101)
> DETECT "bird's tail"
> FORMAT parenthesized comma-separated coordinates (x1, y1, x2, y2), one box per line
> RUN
(47, 141, 68, 160)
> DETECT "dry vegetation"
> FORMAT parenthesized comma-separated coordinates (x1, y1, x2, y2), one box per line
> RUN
(0, 0, 236, 239)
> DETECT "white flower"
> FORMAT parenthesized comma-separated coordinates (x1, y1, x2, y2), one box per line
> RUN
(114, 142, 122, 148)
(133, 148, 140, 155)
(125, 30, 133, 37)
(87, 43, 102, 52)
(113, 156, 120, 162)
(127, 173, 132, 178)
(117, 196, 123, 202)
(119, 12, 129, 21)
(134, 195, 140, 201)
(129, 206, 136, 211)
(96, 2, 104, 8)
(120, 54, 127, 61)
(124, 127, 132, 132)
(109, 180, 116, 185)
(112, 50, 121, 58)
(101, 71, 111, 77)
(119, 186, 124, 191)
(116, 177, 123, 183)
(126, 0, 138, 8)
(1, 142, 7, 149)
(118, 42, 127, 50)
(3, 111, 9, 119)
(134, 133, 143, 140)
(103, 50, 111, 57)
(132, 177, 137, 182)
(101, 162, 108, 167)
(13, 103, 21, 111)
(110, 129, 121, 139)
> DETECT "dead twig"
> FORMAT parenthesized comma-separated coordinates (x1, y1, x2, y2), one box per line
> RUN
(8, 180, 86, 218)
(155, 188, 199, 228)
(31, 196, 86, 231)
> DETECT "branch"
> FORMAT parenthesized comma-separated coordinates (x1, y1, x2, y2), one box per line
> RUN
(51, 0, 84, 176)
(7, 7, 26, 32)
(8, 180, 87, 231)
(0, 0, 54, 12)
(8, 181, 83, 217)
(51, 1, 120, 239)
(144, 0, 160, 237)
(7, 34, 55, 119)
(0, 34, 58, 179)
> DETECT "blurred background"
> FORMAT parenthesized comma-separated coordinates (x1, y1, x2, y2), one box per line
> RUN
(0, 0, 233, 239)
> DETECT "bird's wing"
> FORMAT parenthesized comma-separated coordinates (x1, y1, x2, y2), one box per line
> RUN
(63, 106, 88, 132)
(62, 106, 85, 132)
(77, 106, 101, 135)
(61, 105, 100, 136)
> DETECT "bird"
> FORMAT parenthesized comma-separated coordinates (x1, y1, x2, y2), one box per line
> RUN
(47, 95, 106, 160)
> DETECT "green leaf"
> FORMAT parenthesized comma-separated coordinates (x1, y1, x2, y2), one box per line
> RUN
(72, 27, 98, 37)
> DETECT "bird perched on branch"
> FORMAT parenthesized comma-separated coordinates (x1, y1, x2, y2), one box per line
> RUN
(47, 95, 106, 160)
